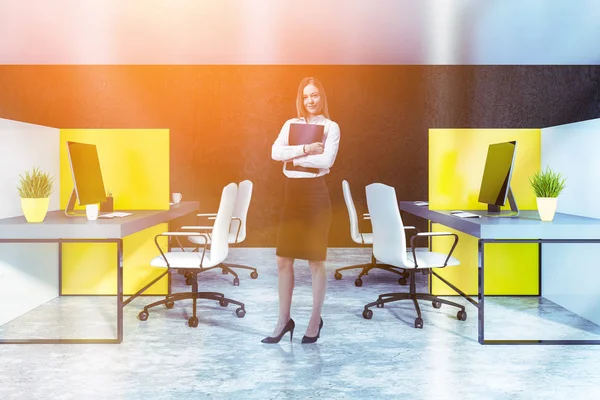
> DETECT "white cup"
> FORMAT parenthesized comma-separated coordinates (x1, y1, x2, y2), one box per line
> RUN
(86, 204, 99, 221)
(172, 193, 183, 204)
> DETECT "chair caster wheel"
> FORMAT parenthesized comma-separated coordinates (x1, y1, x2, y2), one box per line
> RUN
(414, 317, 423, 329)
(362, 309, 373, 319)
(457, 310, 467, 321)
(354, 278, 363, 287)
(188, 317, 199, 327)
(236, 308, 246, 318)
(233, 278, 240, 286)
(399, 277, 407, 285)
(432, 300, 442, 309)
(219, 299, 229, 307)
(222, 268, 229, 275)
(138, 311, 148, 321)
(185, 276, 194, 285)
(250, 271, 258, 279)
(334, 272, 342, 280)
(165, 301, 175, 309)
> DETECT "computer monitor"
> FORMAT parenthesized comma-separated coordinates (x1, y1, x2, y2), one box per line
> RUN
(65, 141, 107, 216)
(478, 140, 519, 215)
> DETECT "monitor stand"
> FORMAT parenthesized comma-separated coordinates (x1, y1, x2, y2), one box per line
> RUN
(64, 188, 86, 217)
(486, 186, 519, 217)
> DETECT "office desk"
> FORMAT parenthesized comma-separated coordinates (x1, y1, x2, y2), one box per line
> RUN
(400, 202, 600, 345)
(0, 201, 198, 344)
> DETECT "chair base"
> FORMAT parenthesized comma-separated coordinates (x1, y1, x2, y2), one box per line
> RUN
(138, 271, 246, 327)
(184, 262, 259, 286)
(362, 270, 467, 329)
(334, 255, 409, 287)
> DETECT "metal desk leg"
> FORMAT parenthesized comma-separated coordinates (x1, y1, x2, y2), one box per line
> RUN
(478, 239, 485, 344)
(117, 239, 123, 344)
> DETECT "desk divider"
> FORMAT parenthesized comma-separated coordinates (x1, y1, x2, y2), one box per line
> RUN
(541, 118, 600, 325)
(59, 129, 170, 295)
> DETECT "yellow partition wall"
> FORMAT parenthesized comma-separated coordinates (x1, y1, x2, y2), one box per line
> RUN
(428, 129, 540, 296)
(59, 129, 170, 295)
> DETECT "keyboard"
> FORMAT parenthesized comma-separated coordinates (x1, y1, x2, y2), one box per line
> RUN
(450, 210, 481, 219)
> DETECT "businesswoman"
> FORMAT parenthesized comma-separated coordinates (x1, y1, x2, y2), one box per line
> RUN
(262, 77, 341, 344)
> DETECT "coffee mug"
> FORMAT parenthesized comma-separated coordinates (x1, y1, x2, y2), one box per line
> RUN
(172, 193, 183, 204)
(86, 204, 99, 221)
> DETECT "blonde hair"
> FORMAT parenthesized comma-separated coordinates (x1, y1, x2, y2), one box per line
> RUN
(295, 77, 330, 119)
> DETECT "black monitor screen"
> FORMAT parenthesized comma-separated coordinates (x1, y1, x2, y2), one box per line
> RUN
(67, 141, 107, 205)
(478, 141, 517, 206)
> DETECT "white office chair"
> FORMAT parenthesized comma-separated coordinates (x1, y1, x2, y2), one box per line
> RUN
(334, 180, 411, 286)
(183, 180, 257, 286)
(133, 182, 246, 328)
(363, 183, 467, 329)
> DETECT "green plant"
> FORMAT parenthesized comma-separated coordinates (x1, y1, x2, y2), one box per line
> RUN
(529, 166, 566, 198)
(16, 167, 54, 198)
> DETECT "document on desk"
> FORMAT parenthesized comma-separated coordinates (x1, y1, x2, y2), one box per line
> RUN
(450, 211, 481, 218)
(99, 212, 133, 218)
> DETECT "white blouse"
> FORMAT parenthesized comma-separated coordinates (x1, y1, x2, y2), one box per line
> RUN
(271, 115, 341, 178)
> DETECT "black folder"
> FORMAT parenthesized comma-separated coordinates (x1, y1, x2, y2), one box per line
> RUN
(288, 123, 324, 145)
(286, 123, 325, 174)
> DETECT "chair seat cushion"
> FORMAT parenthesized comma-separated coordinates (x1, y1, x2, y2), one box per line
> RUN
(150, 251, 219, 269)
(406, 251, 460, 269)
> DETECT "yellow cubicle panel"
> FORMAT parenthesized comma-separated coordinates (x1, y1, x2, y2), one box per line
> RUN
(429, 128, 540, 211)
(59, 129, 170, 295)
(429, 128, 540, 295)
(429, 224, 539, 296)
(61, 224, 169, 295)
(59, 129, 170, 211)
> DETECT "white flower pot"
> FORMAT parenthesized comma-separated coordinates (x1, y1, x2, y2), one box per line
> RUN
(536, 197, 558, 221)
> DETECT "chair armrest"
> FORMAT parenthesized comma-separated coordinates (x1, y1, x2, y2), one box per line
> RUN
(197, 213, 217, 217)
(154, 232, 209, 267)
(161, 232, 206, 236)
(231, 217, 242, 242)
(180, 225, 213, 230)
(409, 232, 458, 268)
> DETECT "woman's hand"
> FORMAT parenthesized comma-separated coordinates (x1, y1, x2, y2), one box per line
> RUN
(304, 142, 324, 155)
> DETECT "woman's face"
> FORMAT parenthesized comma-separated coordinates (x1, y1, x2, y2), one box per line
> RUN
(303, 83, 321, 117)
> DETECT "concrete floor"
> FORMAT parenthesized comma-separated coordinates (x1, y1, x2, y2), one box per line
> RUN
(1, 248, 600, 399)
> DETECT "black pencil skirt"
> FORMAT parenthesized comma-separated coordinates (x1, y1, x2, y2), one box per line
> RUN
(276, 177, 332, 261)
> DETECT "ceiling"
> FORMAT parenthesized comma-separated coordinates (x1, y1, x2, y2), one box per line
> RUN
(0, 0, 599, 64)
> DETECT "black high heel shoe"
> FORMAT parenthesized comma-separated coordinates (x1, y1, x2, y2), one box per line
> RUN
(261, 319, 295, 344)
(301, 317, 323, 344)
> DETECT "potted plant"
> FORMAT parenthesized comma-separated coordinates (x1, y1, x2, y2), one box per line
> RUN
(529, 166, 566, 222)
(16, 167, 55, 223)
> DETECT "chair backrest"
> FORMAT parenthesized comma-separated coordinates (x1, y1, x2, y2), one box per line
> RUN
(210, 182, 238, 264)
(365, 183, 409, 268)
(342, 180, 364, 244)
(230, 180, 253, 243)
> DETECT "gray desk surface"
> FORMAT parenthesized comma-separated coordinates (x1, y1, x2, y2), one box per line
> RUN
(400, 202, 600, 239)
(0, 201, 199, 239)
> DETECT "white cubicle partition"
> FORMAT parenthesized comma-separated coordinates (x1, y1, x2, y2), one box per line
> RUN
(0, 118, 61, 326)
(541, 117, 600, 326)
